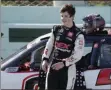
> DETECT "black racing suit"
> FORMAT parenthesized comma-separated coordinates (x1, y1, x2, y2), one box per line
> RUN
(42, 23, 85, 90)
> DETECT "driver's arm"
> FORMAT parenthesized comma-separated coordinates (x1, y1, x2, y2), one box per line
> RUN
(90, 42, 101, 66)
(63, 34, 85, 66)
(42, 30, 55, 62)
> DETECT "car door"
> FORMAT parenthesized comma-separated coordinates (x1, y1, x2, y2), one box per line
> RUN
(1, 70, 39, 90)
(1, 39, 47, 90)
(83, 34, 111, 89)
(84, 69, 111, 89)
(83, 41, 111, 89)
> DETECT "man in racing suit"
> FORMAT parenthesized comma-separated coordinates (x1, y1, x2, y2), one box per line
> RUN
(82, 14, 111, 69)
(41, 4, 85, 90)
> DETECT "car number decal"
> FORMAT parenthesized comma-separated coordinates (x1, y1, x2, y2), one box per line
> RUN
(96, 68, 111, 85)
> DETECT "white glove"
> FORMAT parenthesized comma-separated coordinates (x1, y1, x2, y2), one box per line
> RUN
(41, 60, 49, 72)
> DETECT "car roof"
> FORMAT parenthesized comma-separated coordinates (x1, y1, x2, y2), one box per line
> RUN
(27, 24, 111, 48)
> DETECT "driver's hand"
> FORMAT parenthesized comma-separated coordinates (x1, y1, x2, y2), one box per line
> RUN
(51, 62, 64, 70)
(88, 65, 94, 69)
(41, 60, 49, 72)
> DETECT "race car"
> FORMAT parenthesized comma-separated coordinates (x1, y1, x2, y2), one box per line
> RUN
(1, 27, 111, 90)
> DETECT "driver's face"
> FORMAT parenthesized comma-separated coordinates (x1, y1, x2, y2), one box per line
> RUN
(60, 11, 73, 26)
(85, 28, 94, 34)
(83, 22, 94, 34)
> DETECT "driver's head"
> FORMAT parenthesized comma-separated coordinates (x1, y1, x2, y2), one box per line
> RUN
(82, 14, 105, 34)
(60, 4, 75, 27)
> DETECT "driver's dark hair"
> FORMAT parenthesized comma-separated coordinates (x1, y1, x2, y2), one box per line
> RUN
(60, 4, 76, 17)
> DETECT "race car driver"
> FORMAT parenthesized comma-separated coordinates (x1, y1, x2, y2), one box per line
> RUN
(82, 14, 111, 69)
(41, 4, 85, 90)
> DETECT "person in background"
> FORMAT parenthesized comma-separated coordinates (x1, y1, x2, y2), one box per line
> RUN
(82, 14, 111, 69)
(41, 4, 85, 90)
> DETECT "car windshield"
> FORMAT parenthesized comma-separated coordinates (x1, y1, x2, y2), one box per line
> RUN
(1, 45, 27, 64)
(1, 37, 40, 64)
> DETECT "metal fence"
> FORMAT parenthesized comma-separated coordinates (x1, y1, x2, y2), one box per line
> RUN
(1, 0, 111, 6)
(87, 1, 111, 6)
(1, 0, 53, 6)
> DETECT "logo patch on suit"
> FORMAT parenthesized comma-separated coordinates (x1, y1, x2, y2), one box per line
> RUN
(56, 36, 60, 40)
(67, 32, 73, 37)
(79, 40, 83, 45)
(94, 43, 98, 48)
(59, 29, 63, 33)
